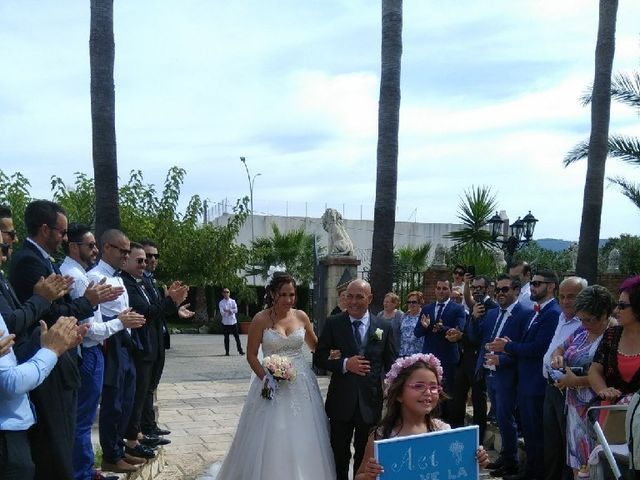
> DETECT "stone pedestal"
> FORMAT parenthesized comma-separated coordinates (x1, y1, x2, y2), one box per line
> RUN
(317, 256, 360, 330)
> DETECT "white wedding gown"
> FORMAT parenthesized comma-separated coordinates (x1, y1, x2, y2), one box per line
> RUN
(207, 327, 336, 480)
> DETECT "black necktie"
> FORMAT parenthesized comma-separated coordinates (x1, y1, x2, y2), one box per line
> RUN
(352, 320, 363, 349)
(489, 309, 508, 340)
(0, 271, 18, 310)
(435, 303, 445, 321)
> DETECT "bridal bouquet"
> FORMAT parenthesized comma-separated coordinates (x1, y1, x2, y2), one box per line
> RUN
(261, 354, 297, 399)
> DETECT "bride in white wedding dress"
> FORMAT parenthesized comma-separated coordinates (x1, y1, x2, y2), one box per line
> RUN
(209, 272, 336, 480)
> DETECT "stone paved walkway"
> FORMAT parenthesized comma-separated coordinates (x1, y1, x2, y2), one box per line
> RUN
(152, 334, 494, 480)
(152, 334, 329, 480)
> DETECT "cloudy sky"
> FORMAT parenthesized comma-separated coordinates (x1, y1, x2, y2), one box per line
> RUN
(1, 1, 639, 241)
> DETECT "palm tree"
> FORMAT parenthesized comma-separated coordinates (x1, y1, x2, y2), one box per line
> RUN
(393, 243, 431, 274)
(574, 0, 619, 284)
(90, 0, 120, 240)
(446, 185, 497, 249)
(564, 71, 640, 212)
(370, 0, 402, 312)
(250, 223, 317, 287)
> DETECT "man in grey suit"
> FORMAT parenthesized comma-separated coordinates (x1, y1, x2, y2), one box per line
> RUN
(314, 280, 397, 480)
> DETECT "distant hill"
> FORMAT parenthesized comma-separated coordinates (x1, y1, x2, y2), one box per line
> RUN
(536, 238, 609, 251)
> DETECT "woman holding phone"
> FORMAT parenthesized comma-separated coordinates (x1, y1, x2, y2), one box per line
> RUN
(550, 285, 615, 479)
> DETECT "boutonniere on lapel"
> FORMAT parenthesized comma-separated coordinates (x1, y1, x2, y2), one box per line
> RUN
(370, 328, 384, 342)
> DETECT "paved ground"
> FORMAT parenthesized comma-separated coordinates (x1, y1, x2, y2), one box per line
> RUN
(152, 334, 329, 480)
(152, 334, 495, 480)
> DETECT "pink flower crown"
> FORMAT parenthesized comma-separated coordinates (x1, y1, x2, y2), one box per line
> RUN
(384, 353, 444, 394)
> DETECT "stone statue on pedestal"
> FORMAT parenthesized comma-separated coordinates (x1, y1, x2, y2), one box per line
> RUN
(432, 243, 446, 267)
(607, 248, 621, 273)
(321, 208, 355, 256)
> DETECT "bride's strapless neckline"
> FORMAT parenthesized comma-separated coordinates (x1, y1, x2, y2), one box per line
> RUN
(266, 326, 304, 338)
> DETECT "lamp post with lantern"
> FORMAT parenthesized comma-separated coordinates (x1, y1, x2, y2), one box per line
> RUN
(487, 211, 539, 267)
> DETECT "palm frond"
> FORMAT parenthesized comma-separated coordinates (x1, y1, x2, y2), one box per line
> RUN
(563, 135, 640, 167)
(563, 140, 589, 166)
(608, 176, 640, 210)
(446, 185, 497, 248)
(579, 71, 640, 109)
(608, 136, 640, 166)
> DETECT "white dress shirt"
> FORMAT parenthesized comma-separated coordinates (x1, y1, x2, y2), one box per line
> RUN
(87, 260, 130, 331)
(219, 298, 238, 325)
(60, 256, 124, 347)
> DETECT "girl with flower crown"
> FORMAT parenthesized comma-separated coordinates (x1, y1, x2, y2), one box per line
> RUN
(355, 353, 489, 479)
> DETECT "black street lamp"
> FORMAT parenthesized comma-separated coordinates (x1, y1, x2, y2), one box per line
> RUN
(487, 211, 538, 267)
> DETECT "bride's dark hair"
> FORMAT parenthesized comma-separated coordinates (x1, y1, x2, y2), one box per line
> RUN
(264, 271, 296, 308)
(375, 361, 445, 440)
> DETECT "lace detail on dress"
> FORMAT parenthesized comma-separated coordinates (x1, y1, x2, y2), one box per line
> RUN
(263, 328, 312, 416)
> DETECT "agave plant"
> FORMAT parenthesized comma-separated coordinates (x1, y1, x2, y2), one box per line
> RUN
(446, 185, 498, 250)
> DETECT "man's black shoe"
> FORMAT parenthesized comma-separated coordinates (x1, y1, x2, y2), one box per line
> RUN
(139, 435, 160, 447)
(486, 457, 504, 470)
(238, 350, 245, 355)
(125, 444, 156, 459)
(489, 464, 519, 477)
(143, 426, 172, 436)
(502, 471, 530, 480)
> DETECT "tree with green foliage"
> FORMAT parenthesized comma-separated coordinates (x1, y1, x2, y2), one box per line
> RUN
(0, 170, 31, 242)
(393, 243, 431, 273)
(599, 234, 640, 276)
(512, 241, 573, 275)
(0, 167, 251, 321)
(446, 243, 501, 279)
(250, 223, 318, 287)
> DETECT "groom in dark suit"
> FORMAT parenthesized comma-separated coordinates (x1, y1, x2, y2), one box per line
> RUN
(314, 279, 397, 480)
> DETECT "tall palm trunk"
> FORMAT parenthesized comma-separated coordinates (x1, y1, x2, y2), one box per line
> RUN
(90, 0, 120, 240)
(576, 0, 618, 283)
(370, 0, 402, 311)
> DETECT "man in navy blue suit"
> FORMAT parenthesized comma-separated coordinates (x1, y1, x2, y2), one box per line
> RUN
(450, 274, 498, 442)
(414, 278, 465, 422)
(468, 274, 532, 477)
(488, 269, 561, 480)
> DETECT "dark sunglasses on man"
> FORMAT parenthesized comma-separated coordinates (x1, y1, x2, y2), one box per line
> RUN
(146, 253, 160, 260)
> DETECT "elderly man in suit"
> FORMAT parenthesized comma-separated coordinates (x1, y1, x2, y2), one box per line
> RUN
(8, 200, 115, 480)
(488, 269, 561, 480)
(314, 279, 397, 480)
(468, 274, 533, 477)
(414, 278, 466, 422)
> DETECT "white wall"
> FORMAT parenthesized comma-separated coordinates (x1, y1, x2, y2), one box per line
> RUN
(211, 213, 463, 273)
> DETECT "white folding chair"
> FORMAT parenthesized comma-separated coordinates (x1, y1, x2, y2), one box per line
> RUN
(587, 404, 629, 480)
